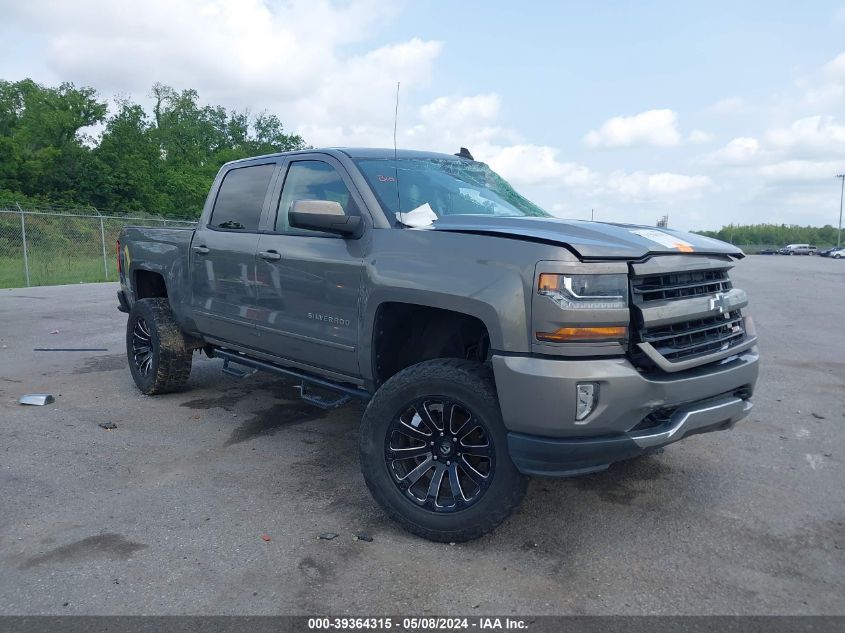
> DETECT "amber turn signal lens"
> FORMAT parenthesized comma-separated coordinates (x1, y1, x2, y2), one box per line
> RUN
(538, 273, 559, 292)
(536, 326, 627, 343)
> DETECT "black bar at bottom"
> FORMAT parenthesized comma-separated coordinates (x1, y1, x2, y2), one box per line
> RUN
(0, 616, 840, 633)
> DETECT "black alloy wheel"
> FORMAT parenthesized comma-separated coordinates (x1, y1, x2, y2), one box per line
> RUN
(131, 316, 154, 377)
(385, 397, 495, 512)
(125, 298, 192, 395)
(359, 359, 527, 542)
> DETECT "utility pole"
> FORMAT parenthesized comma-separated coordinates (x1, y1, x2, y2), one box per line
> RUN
(591, 208, 594, 221)
(837, 174, 845, 248)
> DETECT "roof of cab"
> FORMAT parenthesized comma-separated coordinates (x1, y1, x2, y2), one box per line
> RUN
(223, 147, 467, 167)
(336, 148, 462, 161)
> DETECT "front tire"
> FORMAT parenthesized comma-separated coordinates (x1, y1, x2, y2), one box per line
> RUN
(359, 359, 527, 542)
(126, 298, 192, 395)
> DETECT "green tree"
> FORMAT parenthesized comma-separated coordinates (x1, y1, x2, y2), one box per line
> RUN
(695, 223, 840, 248)
(91, 99, 161, 212)
(0, 79, 107, 201)
(0, 78, 306, 217)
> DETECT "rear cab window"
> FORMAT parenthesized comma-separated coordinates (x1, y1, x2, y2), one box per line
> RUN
(209, 163, 276, 231)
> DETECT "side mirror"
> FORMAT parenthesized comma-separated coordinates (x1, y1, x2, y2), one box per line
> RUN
(288, 200, 362, 238)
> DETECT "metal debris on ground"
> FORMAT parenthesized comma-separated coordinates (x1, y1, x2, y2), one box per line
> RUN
(353, 533, 373, 542)
(260, 534, 272, 542)
(318, 533, 338, 540)
(33, 348, 109, 352)
(98, 422, 117, 430)
(811, 412, 825, 419)
(19, 394, 55, 406)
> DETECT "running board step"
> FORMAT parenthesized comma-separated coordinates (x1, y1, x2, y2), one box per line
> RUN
(299, 383, 351, 410)
(213, 348, 370, 407)
(222, 358, 257, 379)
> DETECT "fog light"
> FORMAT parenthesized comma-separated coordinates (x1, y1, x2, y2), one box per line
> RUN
(575, 383, 598, 422)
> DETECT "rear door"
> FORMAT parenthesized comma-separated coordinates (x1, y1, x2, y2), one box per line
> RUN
(253, 156, 367, 376)
(190, 161, 279, 345)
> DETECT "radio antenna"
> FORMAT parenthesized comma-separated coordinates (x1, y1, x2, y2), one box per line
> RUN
(393, 81, 403, 225)
(393, 81, 400, 159)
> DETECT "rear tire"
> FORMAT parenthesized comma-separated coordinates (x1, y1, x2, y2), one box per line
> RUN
(126, 298, 192, 395)
(359, 359, 527, 542)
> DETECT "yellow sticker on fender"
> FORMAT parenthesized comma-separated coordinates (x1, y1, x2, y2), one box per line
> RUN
(630, 229, 695, 253)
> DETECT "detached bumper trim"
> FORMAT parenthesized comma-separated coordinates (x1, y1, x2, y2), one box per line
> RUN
(507, 395, 753, 477)
(630, 396, 752, 448)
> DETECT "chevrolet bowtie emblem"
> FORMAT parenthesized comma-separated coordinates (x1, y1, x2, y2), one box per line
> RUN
(709, 292, 729, 314)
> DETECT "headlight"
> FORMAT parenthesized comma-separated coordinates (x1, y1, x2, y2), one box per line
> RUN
(538, 273, 628, 309)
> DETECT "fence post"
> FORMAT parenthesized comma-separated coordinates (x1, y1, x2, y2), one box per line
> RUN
(16, 202, 30, 287)
(95, 208, 108, 281)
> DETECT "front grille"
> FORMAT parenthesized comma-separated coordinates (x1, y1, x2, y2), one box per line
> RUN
(640, 310, 745, 362)
(632, 269, 732, 303)
(629, 261, 746, 369)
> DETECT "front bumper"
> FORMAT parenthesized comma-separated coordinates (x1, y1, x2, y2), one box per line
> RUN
(508, 395, 752, 476)
(491, 348, 758, 475)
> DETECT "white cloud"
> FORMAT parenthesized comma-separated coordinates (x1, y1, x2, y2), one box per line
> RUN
(487, 145, 598, 187)
(703, 115, 845, 173)
(606, 171, 713, 200)
(707, 97, 746, 114)
(688, 129, 712, 144)
(764, 115, 845, 157)
(798, 51, 845, 107)
(704, 137, 764, 165)
(584, 109, 681, 148)
(1, 0, 441, 148)
(402, 94, 521, 153)
(419, 94, 500, 127)
(293, 37, 443, 146)
(758, 160, 843, 182)
(7, 0, 388, 95)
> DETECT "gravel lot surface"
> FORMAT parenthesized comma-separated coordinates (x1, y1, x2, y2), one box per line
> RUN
(1, 255, 843, 615)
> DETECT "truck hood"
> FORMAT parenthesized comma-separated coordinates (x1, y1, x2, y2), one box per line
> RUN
(427, 216, 743, 260)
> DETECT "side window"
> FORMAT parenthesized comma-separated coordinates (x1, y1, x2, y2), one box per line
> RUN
(275, 160, 356, 232)
(209, 164, 276, 231)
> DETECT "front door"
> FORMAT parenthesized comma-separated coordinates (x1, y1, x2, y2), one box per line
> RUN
(253, 157, 365, 376)
(190, 162, 278, 346)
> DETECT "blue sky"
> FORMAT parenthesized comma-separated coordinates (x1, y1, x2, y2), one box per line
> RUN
(2, 0, 844, 230)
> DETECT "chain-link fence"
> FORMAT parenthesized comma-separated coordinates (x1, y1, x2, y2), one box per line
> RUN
(0, 203, 196, 289)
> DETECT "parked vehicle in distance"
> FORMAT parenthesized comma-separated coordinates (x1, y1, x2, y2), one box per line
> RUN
(783, 244, 817, 255)
(818, 246, 839, 257)
(830, 247, 845, 259)
(757, 248, 777, 255)
(116, 147, 759, 542)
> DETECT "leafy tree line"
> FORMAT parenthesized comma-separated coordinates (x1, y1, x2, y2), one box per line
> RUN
(694, 223, 842, 247)
(0, 78, 305, 218)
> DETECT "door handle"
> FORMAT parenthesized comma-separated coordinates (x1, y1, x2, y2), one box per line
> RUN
(192, 245, 210, 255)
(258, 250, 282, 261)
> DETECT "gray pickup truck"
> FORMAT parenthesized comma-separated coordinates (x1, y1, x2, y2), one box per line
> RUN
(117, 147, 759, 542)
